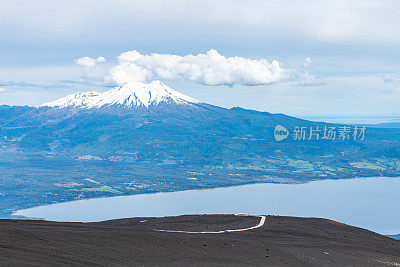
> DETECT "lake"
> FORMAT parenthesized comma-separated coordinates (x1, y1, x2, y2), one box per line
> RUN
(14, 177, 400, 235)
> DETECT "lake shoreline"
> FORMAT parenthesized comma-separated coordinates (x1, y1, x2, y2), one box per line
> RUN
(12, 176, 400, 235)
(12, 175, 395, 217)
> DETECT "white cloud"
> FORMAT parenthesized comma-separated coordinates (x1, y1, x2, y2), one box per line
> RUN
(74, 56, 108, 86)
(109, 49, 290, 86)
(204, 0, 400, 45)
(2, 0, 400, 46)
(294, 72, 326, 86)
(75, 56, 106, 68)
(304, 57, 312, 67)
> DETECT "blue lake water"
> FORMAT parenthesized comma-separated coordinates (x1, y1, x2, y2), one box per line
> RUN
(14, 177, 400, 235)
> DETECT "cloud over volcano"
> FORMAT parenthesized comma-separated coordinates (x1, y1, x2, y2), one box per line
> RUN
(107, 49, 290, 86)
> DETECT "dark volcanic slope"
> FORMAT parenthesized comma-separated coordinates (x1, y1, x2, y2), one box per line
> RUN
(1, 215, 400, 266)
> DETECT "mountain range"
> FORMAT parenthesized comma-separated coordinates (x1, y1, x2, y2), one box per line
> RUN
(1, 81, 400, 217)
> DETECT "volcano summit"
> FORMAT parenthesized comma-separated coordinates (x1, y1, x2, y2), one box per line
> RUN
(41, 81, 199, 109)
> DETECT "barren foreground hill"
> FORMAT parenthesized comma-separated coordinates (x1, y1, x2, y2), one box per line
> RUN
(1, 215, 400, 266)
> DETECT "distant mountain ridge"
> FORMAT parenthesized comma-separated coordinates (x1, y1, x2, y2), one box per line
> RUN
(1, 81, 399, 156)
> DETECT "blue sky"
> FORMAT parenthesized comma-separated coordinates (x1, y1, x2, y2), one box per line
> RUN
(0, 0, 400, 117)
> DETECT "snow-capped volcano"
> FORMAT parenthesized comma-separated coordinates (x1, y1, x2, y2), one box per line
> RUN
(41, 81, 198, 109)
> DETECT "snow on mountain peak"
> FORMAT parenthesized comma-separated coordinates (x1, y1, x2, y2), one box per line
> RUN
(41, 81, 199, 109)
(40, 91, 101, 108)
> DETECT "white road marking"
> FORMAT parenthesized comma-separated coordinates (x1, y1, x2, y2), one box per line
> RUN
(154, 214, 266, 234)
